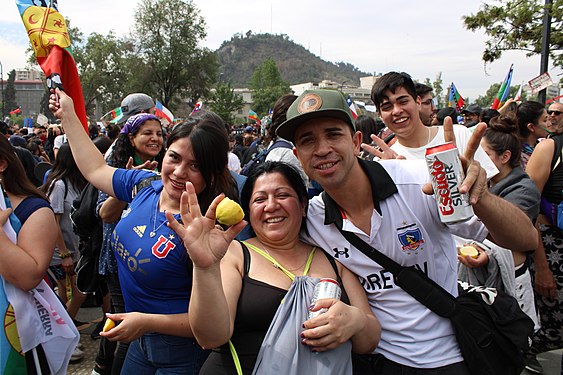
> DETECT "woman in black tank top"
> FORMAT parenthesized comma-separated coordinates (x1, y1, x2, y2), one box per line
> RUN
(170, 161, 381, 374)
(526, 132, 563, 364)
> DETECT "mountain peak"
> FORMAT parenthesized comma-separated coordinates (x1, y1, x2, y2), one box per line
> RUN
(216, 33, 368, 87)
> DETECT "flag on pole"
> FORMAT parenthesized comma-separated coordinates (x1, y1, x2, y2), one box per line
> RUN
(155, 100, 174, 123)
(8, 107, 21, 115)
(248, 109, 261, 124)
(491, 64, 513, 110)
(16, 0, 88, 131)
(514, 81, 523, 102)
(448, 83, 465, 111)
(190, 100, 203, 115)
(346, 96, 358, 119)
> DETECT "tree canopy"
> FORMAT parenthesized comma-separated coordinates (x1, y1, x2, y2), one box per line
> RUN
(249, 59, 291, 116)
(463, 0, 562, 68)
(208, 82, 244, 125)
(133, 0, 218, 107)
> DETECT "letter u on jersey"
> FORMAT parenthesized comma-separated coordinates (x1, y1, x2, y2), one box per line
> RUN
(151, 235, 176, 259)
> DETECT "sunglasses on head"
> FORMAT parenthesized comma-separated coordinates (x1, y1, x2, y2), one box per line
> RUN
(548, 110, 562, 116)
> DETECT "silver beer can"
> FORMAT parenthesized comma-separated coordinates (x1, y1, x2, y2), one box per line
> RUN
(425, 142, 474, 223)
(308, 278, 342, 320)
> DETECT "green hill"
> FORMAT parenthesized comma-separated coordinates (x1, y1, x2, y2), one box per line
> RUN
(216, 33, 368, 87)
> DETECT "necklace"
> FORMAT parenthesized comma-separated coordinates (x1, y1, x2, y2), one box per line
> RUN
(263, 246, 309, 272)
(149, 198, 167, 238)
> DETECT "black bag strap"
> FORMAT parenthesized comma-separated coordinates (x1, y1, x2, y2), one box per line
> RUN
(336, 226, 456, 317)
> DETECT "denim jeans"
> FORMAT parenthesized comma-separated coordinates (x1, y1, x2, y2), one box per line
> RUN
(121, 333, 209, 375)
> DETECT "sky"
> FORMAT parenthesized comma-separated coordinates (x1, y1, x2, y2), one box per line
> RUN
(1, 0, 561, 102)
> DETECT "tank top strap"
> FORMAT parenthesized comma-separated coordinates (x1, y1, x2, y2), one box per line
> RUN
(242, 241, 316, 282)
(238, 240, 251, 276)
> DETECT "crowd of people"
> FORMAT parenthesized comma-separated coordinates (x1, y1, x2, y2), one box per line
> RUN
(0, 70, 561, 375)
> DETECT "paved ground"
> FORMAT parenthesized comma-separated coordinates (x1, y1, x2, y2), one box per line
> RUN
(68, 306, 562, 375)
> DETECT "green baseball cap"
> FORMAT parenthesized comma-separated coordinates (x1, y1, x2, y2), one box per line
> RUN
(276, 89, 355, 143)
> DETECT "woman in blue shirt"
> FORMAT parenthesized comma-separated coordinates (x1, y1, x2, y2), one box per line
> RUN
(50, 89, 241, 374)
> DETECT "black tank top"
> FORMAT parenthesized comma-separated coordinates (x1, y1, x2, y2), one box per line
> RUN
(199, 242, 349, 375)
(543, 134, 563, 204)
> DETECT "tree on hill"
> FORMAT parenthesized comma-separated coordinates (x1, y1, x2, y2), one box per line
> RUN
(209, 82, 244, 125)
(249, 59, 291, 116)
(217, 33, 368, 87)
(133, 0, 218, 108)
(3, 70, 18, 116)
(474, 82, 527, 108)
(463, 0, 562, 68)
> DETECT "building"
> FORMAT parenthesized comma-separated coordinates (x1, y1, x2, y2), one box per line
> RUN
(15, 69, 43, 81)
(2, 68, 45, 118)
(1, 79, 45, 117)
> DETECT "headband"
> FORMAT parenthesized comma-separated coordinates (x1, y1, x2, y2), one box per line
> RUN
(120, 113, 160, 135)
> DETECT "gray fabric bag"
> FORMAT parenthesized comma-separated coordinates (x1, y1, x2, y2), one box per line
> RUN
(252, 276, 353, 375)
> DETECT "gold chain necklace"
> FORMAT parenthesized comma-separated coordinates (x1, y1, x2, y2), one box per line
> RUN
(261, 244, 309, 272)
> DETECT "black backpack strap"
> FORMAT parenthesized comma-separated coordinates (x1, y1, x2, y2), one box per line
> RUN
(132, 174, 161, 199)
(335, 225, 456, 317)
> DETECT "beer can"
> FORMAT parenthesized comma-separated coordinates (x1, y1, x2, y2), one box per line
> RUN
(308, 278, 342, 320)
(425, 142, 474, 223)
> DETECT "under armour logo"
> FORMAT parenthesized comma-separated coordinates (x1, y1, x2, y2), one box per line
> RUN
(333, 247, 350, 259)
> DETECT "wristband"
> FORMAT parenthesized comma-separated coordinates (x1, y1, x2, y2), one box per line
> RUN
(59, 252, 72, 259)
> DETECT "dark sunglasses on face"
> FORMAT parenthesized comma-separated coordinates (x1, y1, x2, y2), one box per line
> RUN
(548, 110, 562, 116)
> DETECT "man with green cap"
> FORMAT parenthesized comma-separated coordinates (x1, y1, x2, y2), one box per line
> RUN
(276, 89, 537, 373)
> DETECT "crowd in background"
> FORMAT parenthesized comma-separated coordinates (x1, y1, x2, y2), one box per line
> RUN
(0, 74, 562, 374)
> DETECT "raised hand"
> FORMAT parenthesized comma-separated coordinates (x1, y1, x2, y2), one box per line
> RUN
(361, 133, 405, 160)
(48, 88, 76, 121)
(166, 182, 246, 269)
(423, 121, 488, 205)
(126, 157, 159, 171)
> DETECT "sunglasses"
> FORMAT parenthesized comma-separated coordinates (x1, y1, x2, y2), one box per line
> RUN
(548, 110, 562, 116)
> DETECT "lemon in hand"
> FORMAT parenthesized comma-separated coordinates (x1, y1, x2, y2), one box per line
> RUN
(102, 318, 115, 332)
(216, 197, 244, 226)
(459, 245, 479, 259)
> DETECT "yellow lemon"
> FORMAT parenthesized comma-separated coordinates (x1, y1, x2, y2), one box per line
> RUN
(216, 197, 244, 226)
(459, 245, 479, 259)
(102, 318, 115, 332)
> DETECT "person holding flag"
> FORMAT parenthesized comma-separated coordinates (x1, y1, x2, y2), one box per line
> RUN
(491, 65, 514, 110)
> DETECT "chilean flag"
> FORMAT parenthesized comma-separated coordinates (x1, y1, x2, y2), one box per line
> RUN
(155, 100, 174, 123)
(346, 96, 358, 119)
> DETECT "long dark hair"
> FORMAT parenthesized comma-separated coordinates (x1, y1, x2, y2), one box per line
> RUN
(516, 101, 546, 138)
(167, 110, 238, 212)
(0, 136, 47, 199)
(43, 143, 87, 196)
(109, 121, 165, 168)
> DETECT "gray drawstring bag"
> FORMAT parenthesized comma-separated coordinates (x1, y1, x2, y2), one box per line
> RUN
(252, 276, 353, 375)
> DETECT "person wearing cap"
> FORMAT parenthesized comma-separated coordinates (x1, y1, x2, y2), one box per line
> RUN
(102, 93, 157, 161)
(276, 88, 537, 373)
(461, 103, 482, 128)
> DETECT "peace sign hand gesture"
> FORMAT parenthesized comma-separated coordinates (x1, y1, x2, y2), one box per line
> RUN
(166, 182, 247, 270)
(361, 133, 405, 160)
